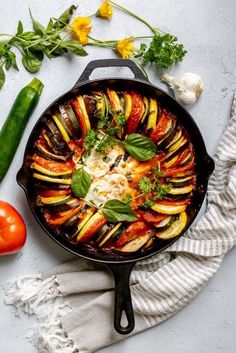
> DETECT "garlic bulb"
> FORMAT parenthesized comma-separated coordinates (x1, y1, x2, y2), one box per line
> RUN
(161, 72, 204, 108)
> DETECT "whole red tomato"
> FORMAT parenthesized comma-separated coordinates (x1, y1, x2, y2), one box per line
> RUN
(0, 200, 26, 255)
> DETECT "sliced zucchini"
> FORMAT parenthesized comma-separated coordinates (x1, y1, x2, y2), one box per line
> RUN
(168, 184, 194, 195)
(99, 222, 122, 247)
(123, 93, 132, 120)
(156, 212, 187, 239)
(56, 111, 72, 137)
(40, 195, 71, 206)
(96, 92, 108, 118)
(151, 202, 187, 214)
(146, 98, 158, 131)
(169, 176, 193, 187)
(118, 232, 151, 253)
(52, 114, 70, 143)
(31, 163, 72, 177)
(154, 216, 175, 230)
(32, 173, 71, 185)
(64, 104, 80, 130)
(179, 152, 194, 167)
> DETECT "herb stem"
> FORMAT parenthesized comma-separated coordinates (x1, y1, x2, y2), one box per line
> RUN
(108, 0, 165, 35)
(47, 32, 70, 55)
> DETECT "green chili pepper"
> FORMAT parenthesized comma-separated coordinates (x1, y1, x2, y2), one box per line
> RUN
(0, 78, 44, 181)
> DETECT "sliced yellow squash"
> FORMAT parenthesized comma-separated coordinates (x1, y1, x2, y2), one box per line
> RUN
(151, 202, 187, 215)
(32, 163, 72, 177)
(156, 212, 187, 239)
(146, 98, 158, 130)
(52, 114, 70, 143)
(163, 154, 179, 169)
(168, 136, 187, 152)
(74, 209, 95, 236)
(40, 195, 71, 206)
(99, 222, 122, 247)
(123, 93, 132, 120)
(166, 130, 182, 149)
(76, 211, 105, 242)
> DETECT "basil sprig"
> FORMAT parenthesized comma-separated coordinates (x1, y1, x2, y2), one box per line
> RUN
(71, 167, 91, 198)
(122, 133, 157, 161)
(101, 199, 137, 222)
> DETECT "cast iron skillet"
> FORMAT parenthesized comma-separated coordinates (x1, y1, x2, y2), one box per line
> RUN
(17, 59, 214, 335)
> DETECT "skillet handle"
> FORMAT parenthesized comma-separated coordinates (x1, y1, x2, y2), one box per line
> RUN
(75, 59, 147, 85)
(108, 262, 135, 335)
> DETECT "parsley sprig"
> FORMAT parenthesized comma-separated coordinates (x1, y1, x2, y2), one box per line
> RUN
(138, 167, 172, 208)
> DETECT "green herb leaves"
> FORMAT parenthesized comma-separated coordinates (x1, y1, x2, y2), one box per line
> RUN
(71, 167, 91, 198)
(122, 133, 157, 161)
(0, 5, 87, 89)
(135, 33, 187, 69)
(101, 199, 137, 222)
(138, 176, 155, 194)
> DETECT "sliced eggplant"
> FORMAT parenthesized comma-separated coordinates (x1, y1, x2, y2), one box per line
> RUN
(157, 118, 176, 149)
(151, 202, 187, 214)
(140, 97, 149, 123)
(118, 232, 151, 253)
(36, 142, 71, 161)
(166, 129, 182, 149)
(156, 212, 187, 239)
(46, 119, 67, 152)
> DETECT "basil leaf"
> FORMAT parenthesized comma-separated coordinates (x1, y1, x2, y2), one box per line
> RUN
(22, 49, 43, 73)
(102, 199, 137, 222)
(16, 21, 24, 36)
(0, 65, 6, 89)
(122, 133, 157, 161)
(57, 5, 77, 29)
(71, 167, 91, 198)
(29, 8, 45, 36)
(62, 40, 88, 56)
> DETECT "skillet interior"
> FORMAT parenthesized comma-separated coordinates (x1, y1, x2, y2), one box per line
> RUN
(18, 77, 214, 263)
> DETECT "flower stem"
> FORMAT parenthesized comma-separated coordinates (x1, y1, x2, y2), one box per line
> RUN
(108, 0, 164, 35)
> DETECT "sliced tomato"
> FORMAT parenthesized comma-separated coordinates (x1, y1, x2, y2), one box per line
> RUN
(77, 212, 107, 243)
(32, 154, 74, 173)
(68, 139, 84, 161)
(44, 202, 84, 226)
(150, 109, 172, 143)
(156, 199, 190, 206)
(38, 189, 71, 197)
(115, 221, 149, 248)
(163, 161, 195, 177)
(71, 98, 90, 138)
(138, 210, 169, 224)
(127, 91, 144, 134)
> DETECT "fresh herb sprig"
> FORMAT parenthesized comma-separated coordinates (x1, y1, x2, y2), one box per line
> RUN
(0, 6, 87, 89)
(138, 167, 172, 208)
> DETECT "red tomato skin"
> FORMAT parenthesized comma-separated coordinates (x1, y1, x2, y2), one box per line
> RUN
(0, 201, 27, 255)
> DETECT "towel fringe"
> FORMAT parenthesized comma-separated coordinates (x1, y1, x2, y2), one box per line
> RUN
(4, 273, 61, 317)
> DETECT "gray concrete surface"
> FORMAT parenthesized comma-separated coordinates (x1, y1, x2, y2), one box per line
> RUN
(0, 0, 236, 352)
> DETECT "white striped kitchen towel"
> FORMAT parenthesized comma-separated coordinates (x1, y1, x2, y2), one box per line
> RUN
(4, 94, 236, 353)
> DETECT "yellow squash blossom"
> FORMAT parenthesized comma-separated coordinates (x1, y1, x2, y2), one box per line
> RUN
(71, 17, 92, 45)
(116, 37, 136, 59)
(97, 1, 113, 19)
